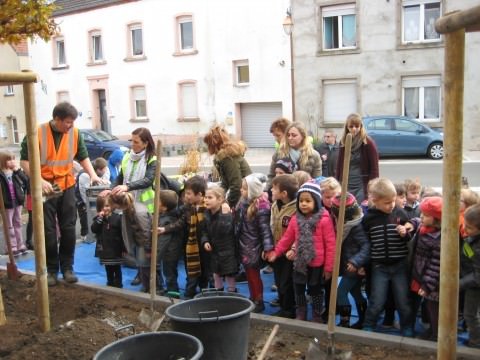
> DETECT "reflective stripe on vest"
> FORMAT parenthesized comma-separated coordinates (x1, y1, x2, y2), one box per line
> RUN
(39, 123, 78, 190)
(121, 153, 156, 214)
(463, 242, 475, 259)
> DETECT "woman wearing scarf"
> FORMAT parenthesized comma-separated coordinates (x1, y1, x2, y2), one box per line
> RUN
(111, 127, 156, 287)
(111, 127, 156, 212)
(267, 122, 322, 190)
(336, 113, 379, 203)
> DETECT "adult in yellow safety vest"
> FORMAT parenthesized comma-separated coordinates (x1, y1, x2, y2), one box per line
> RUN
(20, 102, 106, 286)
(111, 127, 156, 213)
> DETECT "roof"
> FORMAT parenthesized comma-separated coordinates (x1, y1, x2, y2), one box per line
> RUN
(53, 0, 139, 17)
(10, 40, 28, 56)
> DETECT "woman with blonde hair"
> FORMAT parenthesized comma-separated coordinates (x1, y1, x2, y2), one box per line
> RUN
(204, 125, 252, 207)
(267, 122, 321, 188)
(336, 113, 379, 203)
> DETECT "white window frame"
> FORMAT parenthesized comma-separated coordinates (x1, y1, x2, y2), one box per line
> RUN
(233, 60, 250, 86)
(54, 37, 67, 67)
(129, 23, 144, 57)
(89, 30, 104, 62)
(131, 86, 147, 119)
(321, 3, 357, 51)
(323, 79, 358, 124)
(179, 16, 193, 50)
(178, 81, 199, 121)
(10, 116, 20, 144)
(402, 75, 441, 122)
(4, 85, 14, 96)
(402, 0, 441, 44)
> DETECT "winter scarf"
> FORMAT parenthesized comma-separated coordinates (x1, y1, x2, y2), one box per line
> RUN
(124, 149, 147, 201)
(185, 204, 206, 277)
(294, 211, 321, 275)
(341, 214, 363, 242)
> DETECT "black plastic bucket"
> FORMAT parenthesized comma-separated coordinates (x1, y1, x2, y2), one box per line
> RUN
(194, 289, 245, 299)
(166, 296, 255, 360)
(93, 331, 203, 360)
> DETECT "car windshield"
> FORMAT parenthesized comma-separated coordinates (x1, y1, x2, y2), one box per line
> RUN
(93, 130, 117, 141)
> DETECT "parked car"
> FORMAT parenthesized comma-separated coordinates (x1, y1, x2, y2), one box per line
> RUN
(80, 129, 130, 160)
(362, 116, 444, 160)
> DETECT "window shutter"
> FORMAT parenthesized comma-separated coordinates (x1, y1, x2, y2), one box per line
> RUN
(182, 83, 197, 118)
(323, 80, 357, 123)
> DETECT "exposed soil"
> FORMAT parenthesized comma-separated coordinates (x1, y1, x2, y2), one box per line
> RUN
(0, 271, 438, 359)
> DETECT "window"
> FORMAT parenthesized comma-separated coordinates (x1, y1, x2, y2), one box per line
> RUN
(323, 79, 357, 123)
(89, 30, 104, 62)
(54, 36, 67, 67)
(402, 75, 441, 122)
(233, 60, 249, 86)
(128, 23, 143, 57)
(10, 116, 20, 144)
(178, 81, 198, 120)
(322, 4, 356, 50)
(4, 85, 14, 96)
(402, 1, 441, 43)
(131, 86, 147, 119)
(174, 14, 197, 55)
(57, 91, 70, 103)
(367, 119, 393, 131)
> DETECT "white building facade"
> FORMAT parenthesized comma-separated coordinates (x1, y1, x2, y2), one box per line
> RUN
(28, 0, 293, 147)
(291, 0, 480, 150)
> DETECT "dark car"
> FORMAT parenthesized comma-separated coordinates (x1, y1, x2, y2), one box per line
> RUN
(363, 116, 444, 160)
(80, 129, 130, 160)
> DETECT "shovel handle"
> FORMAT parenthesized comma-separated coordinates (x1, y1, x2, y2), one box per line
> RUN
(257, 324, 280, 360)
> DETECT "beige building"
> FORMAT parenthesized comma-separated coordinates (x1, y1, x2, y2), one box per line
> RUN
(291, 0, 480, 150)
(0, 41, 30, 147)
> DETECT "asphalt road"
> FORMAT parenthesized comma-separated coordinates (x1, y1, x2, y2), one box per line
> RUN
(163, 159, 480, 189)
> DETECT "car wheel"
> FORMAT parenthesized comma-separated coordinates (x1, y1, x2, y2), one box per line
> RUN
(427, 142, 443, 160)
(103, 151, 112, 160)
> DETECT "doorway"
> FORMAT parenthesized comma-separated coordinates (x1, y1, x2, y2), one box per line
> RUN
(97, 90, 109, 133)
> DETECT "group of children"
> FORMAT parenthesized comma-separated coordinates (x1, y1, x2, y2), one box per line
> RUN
(2, 144, 479, 348)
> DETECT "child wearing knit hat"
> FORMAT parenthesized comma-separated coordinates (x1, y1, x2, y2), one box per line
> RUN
(267, 181, 336, 322)
(401, 196, 443, 341)
(274, 157, 296, 176)
(330, 193, 370, 328)
(235, 174, 273, 313)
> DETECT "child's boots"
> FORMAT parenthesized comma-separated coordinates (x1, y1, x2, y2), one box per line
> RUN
(337, 305, 352, 327)
(311, 294, 325, 323)
(295, 294, 307, 321)
(351, 300, 367, 329)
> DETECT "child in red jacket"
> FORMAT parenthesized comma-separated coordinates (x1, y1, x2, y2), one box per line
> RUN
(268, 182, 336, 322)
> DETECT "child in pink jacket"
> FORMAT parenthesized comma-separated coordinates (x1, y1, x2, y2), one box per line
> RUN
(268, 182, 336, 322)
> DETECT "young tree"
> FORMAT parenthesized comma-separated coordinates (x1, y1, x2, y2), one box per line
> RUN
(0, 0, 57, 44)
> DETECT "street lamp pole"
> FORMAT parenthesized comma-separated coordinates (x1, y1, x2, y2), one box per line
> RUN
(283, 10, 295, 122)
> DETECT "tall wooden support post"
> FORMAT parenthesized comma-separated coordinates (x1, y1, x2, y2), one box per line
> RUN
(23, 76, 51, 333)
(437, 29, 464, 360)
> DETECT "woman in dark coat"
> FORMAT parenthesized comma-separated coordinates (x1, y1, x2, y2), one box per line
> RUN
(204, 125, 252, 208)
(336, 113, 379, 203)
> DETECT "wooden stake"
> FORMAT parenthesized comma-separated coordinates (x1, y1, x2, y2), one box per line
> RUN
(437, 29, 465, 360)
(0, 287, 6, 325)
(149, 140, 162, 313)
(23, 75, 51, 333)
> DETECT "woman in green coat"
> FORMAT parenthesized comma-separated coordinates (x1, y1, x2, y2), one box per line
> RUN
(204, 125, 252, 207)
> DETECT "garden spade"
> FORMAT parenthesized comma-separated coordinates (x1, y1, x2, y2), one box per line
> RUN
(307, 133, 353, 360)
(138, 140, 164, 331)
(0, 183, 21, 280)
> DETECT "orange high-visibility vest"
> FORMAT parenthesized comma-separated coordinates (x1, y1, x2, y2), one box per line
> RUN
(39, 123, 78, 190)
